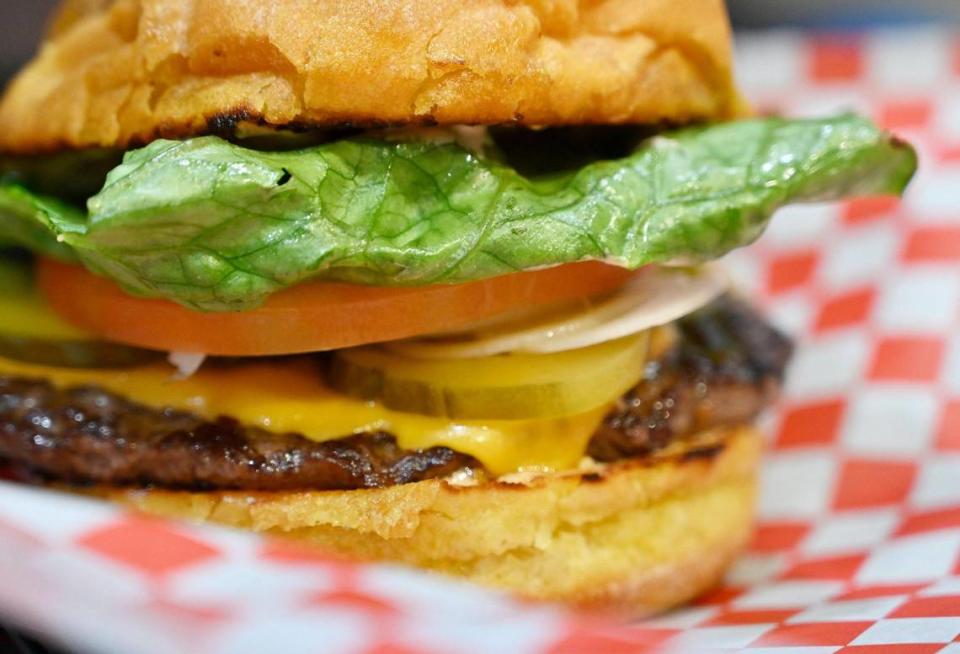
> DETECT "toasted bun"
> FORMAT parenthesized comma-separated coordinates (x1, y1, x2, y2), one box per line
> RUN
(0, 0, 739, 154)
(104, 426, 760, 613)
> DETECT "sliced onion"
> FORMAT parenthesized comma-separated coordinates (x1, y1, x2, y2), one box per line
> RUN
(167, 351, 207, 379)
(386, 265, 727, 358)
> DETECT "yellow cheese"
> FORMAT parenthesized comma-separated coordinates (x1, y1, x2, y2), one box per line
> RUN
(0, 356, 607, 475)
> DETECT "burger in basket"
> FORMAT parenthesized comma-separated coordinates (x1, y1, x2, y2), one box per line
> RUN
(0, 0, 915, 612)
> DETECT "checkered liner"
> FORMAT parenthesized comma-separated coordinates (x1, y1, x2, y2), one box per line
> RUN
(1, 28, 959, 654)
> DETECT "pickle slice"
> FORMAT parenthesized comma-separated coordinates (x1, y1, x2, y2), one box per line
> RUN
(327, 332, 649, 420)
(0, 336, 159, 368)
(0, 254, 160, 368)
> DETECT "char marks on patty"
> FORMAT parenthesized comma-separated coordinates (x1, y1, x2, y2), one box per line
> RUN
(0, 385, 478, 490)
(589, 295, 792, 461)
(0, 295, 790, 491)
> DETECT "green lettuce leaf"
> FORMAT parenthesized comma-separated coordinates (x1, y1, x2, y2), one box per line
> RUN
(0, 185, 83, 261)
(0, 114, 916, 311)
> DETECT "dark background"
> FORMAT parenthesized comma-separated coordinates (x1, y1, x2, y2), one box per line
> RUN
(2, 0, 959, 83)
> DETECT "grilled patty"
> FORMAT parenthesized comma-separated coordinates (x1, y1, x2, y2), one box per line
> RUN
(590, 295, 792, 461)
(0, 295, 790, 491)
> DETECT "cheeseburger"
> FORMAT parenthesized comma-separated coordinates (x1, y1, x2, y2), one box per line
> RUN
(0, 0, 915, 612)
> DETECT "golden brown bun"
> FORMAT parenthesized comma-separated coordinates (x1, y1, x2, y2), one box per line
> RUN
(0, 0, 739, 154)
(105, 426, 760, 614)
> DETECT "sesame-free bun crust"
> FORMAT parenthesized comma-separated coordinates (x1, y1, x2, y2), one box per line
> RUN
(0, 0, 739, 154)
(105, 426, 760, 613)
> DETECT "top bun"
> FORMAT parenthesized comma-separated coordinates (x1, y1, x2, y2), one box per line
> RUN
(0, 0, 739, 154)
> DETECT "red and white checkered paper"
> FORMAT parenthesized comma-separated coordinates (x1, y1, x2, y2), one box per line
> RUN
(2, 28, 960, 654)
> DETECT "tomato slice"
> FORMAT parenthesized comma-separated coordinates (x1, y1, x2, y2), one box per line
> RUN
(37, 259, 635, 356)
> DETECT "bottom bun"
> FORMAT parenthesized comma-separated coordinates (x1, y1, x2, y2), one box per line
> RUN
(105, 426, 761, 614)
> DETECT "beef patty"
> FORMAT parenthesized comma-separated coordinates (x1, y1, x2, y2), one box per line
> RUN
(0, 295, 791, 491)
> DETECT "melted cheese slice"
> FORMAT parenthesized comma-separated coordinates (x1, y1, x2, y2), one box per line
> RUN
(0, 356, 607, 475)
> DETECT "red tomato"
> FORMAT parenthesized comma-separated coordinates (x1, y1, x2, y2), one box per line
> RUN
(37, 258, 635, 356)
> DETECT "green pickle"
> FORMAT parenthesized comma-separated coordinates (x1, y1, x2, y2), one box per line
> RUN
(0, 254, 160, 368)
(327, 331, 649, 420)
